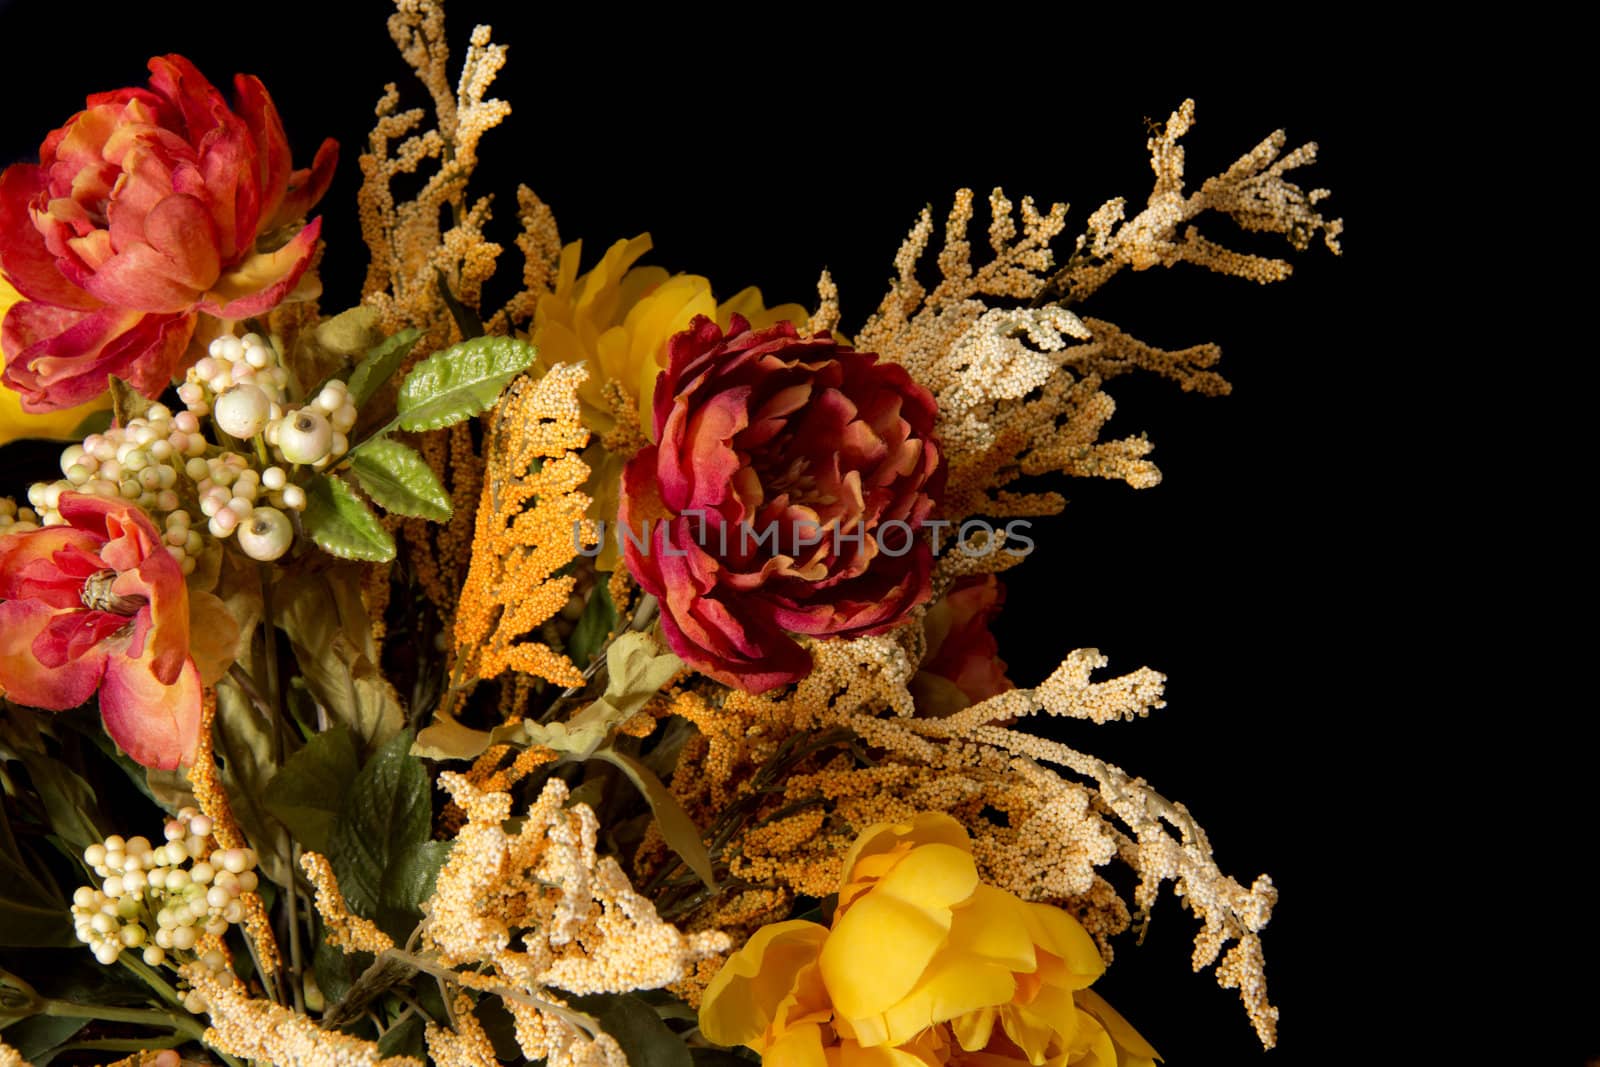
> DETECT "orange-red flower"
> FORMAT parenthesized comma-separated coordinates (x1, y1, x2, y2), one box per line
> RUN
(620, 315, 944, 692)
(0, 494, 208, 768)
(0, 54, 336, 411)
(912, 574, 1014, 715)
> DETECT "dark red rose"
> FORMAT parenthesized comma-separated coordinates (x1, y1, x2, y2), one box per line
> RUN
(620, 314, 945, 692)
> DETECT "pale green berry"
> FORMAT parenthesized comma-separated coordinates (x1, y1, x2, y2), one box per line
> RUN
(277, 409, 333, 464)
(236, 507, 293, 562)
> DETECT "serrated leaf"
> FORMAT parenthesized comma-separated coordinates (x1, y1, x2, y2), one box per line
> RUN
(273, 568, 405, 754)
(568, 581, 619, 669)
(396, 336, 537, 432)
(262, 725, 359, 853)
(348, 328, 422, 408)
(302, 473, 395, 562)
(569, 993, 693, 1067)
(351, 437, 452, 521)
(326, 731, 430, 941)
(592, 747, 714, 891)
(381, 838, 451, 927)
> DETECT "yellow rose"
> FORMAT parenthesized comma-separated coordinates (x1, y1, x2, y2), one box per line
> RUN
(531, 234, 808, 435)
(1, 276, 112, 447)
(700, 813, 1160, 1067)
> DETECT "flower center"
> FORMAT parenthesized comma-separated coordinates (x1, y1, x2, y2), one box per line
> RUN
(80, 570, 146, 616)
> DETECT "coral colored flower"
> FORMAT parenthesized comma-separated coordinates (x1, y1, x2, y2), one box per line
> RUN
(911, 574, 1014, 715)
(620, 314, 944, 692)
(0, 494, 224, 769)
(532, 234, 808, 433)
(700, 813, 1161, 1067)
(0, 276, 110, 444)
(0, 54, 336, 412)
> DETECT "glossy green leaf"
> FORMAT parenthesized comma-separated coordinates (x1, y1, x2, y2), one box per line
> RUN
(381, 838, 451, 926)
(347, 327, 422, 408)
(302, 474, 396, 562)
(351, 437, 452, 521)
(396, 336, 537, 432)
(262, 725, 360, 853)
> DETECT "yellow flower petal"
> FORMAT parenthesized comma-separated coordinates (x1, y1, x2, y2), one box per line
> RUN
(700, 919, 829, 1048)
(1074, 989, 1161, 1064)
(1021, 903, 1105, 988)
(837, 812, 972, 903)
(821, 842, 978, 1020)
(767, 1023, 830, 1067)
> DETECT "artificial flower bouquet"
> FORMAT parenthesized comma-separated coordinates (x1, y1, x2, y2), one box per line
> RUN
(0, 5, 1341, 1067)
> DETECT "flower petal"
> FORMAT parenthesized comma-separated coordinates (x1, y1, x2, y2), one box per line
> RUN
(186, 588, 239, 685)
(197, 215, 320, 319)
(0, 163, 98, 309)
(0, 598, 105, 709)
(99, 652, 201, 770)
(700, 920, 829, 1048)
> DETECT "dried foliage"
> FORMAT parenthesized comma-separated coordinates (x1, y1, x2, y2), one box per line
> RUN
(450, 363, 595, 694)
(860, 100, 1340, 521)
(645, 628, 1280, 1046)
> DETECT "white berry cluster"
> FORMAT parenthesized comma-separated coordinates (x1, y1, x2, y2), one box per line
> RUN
(264, 379, 357, 469)
(176, 333, 291, 422)
(0, 497, 40, 533)
(71, 808, 259, 998)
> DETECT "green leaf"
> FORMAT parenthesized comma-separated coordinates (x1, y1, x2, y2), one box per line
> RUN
(2, 1015, 88, 1060)
(410, 710, 496, 762)
(326, 731, 430, 940)
(569, 993, 693, 1067)
(302, 474, 396, 562)
(351, 437, 452, 521)
(262, 725, 360, 854)
(395, 336, 537, 432)
(521, 633, 681, 761)
(22, 757, 102, 855)
(381, 839, 451, 926)
(0, 805, 71, 948)
(106, 375, 151, 427)
(568, 581, 619, 669)
(273, 567, 405, 754)
(312, 306, 384, 362)
(214, 677, 296, 889)
(347, 328, 422, 408)
(591, 747, 715, 891)
(377, 1011, 427, 1060)
(68, 408, 114, 438)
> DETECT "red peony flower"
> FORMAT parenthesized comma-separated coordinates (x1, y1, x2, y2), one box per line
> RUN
(0, 494, 205, 768)
(911, 574, 1014, 715)
(621, 314, 945, 692)
(0, 54, 336, 411)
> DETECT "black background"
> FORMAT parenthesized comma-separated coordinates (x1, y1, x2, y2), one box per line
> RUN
(0, 3, 1577, 1062)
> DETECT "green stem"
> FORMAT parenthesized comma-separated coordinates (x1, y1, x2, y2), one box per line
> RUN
(117, 954, 186, 1013)
(43, 997, 205, 1042)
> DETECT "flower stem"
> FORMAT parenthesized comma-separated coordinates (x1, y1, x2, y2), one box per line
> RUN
(42, 996, 205, 1041)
